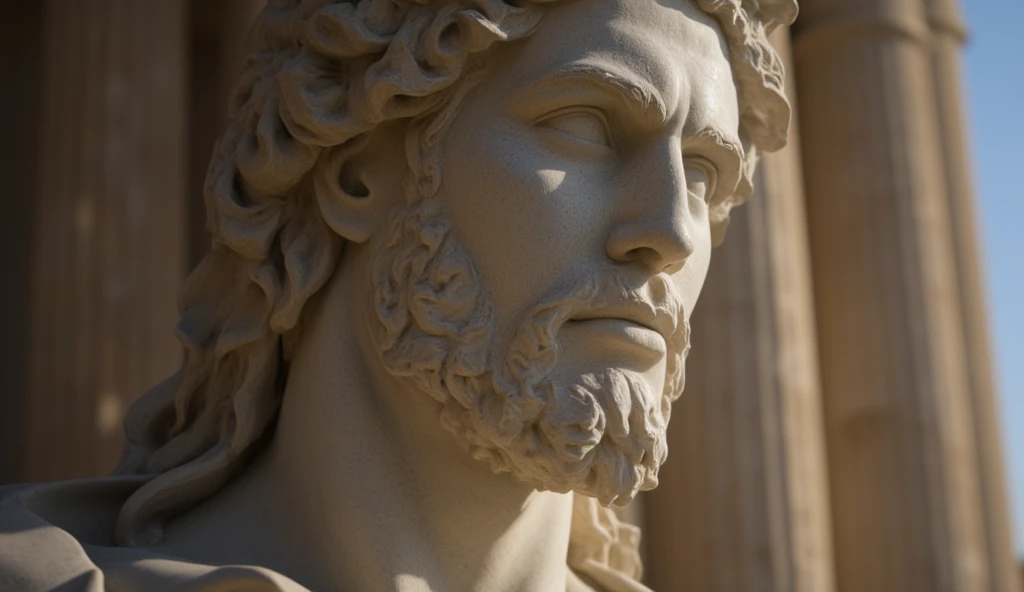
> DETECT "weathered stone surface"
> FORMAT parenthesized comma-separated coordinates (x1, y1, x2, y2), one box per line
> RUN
(0, 1, 798, 590)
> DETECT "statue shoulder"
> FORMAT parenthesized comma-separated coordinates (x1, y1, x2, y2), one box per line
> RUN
(2, 483, 652, 591)
(0, 481, 109, 591)
(0, 479, 306, 592)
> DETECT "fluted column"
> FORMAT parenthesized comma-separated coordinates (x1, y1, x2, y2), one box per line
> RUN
(643, 29, 835, 592)
(0, 4, 44, 484)
(22, 1, 187, 481)
(794, 1, 990, 590)
(925, 1, 1020, 589)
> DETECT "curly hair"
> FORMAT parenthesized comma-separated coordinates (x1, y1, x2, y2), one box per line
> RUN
(113, 0, 798, 548)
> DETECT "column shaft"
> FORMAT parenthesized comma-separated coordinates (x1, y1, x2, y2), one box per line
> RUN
(0, 3, 44, 484)
(23, 0, 188, 481)
(925, 1, 1020, 589)
(643, 29, 835, 592)
(794, 0, 989, 589)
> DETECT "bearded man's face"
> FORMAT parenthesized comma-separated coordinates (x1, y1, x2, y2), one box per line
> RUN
(367, 0, 740, 506)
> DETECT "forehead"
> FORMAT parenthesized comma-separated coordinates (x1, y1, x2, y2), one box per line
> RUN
(496, 0, 739, 134)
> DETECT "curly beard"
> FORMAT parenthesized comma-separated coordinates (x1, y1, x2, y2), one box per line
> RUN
(370, 200, 690, 506)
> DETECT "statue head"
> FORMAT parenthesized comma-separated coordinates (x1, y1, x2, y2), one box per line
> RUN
(113, 0, 797, 546)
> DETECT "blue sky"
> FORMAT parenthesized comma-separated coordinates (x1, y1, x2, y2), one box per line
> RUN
(962, 1, 1024, 558)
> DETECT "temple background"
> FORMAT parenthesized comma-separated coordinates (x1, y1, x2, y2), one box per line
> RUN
(0, 1, 1020, 591)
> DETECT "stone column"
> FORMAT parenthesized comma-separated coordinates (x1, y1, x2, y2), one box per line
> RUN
(21, 0, 188, 482)
(793, 1, 990, 590)
(0, 3, 44, 485)
(643, 29, 835, 592)
(925, 1, 1020, 590)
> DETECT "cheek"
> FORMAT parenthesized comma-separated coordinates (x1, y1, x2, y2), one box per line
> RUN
(436, 115, 613, 332)
(674, 225, 712, 315)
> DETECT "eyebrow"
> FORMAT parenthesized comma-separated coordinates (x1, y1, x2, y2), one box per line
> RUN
(512, 62, 748, 170)
(689, 127, 746, 179)
(514, 63, 669, 130)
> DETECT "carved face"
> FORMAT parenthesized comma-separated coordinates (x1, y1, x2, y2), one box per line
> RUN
(109, 0, 794, 544)
(437, 0, 740, 389)
(367, 0, 741, 506)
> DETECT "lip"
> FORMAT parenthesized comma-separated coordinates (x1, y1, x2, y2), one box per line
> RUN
(564, 316, 668, 362)
(568, 304, 673, 343)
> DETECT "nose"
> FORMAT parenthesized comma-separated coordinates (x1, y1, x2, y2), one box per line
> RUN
(605, 149, 697, 274)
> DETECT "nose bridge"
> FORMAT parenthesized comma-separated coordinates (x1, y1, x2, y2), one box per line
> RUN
(606, 141, 695, 271)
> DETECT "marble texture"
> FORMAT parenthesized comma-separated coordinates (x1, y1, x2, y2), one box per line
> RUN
(0, 0, 796, 590)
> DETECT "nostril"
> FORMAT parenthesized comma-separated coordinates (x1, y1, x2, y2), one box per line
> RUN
(624, 246, 685, 273)
(650, 232, 694, 270)
(606, 220, 695, 271)
(625, 246, 653, 262)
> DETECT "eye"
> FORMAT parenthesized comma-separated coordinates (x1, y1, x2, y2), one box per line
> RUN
(684, 158, 718, 202)
(537, 108, 613, 149)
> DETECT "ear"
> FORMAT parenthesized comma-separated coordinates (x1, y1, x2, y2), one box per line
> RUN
(313, 122, 408, 243)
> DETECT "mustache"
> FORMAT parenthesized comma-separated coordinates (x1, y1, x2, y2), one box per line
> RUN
(557, 270, 683, 335)
(509, 269, 687, 352)
(501, 269, 689, 406)
(467, 268, 690, 453)
(567, 273, 686, 347)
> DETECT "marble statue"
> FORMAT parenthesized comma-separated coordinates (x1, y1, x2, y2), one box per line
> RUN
(0, 0, 796, 589)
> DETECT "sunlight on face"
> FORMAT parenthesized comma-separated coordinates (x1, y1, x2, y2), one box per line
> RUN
(370, 0, 742, 504)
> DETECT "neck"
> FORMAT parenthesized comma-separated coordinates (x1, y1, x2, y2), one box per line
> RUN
(158, 256, 573, 591)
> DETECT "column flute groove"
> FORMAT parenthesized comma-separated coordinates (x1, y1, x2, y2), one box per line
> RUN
(22, 0, 189, 482)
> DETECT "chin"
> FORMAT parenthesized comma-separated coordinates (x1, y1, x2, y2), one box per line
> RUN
(472, 364, 670, 507)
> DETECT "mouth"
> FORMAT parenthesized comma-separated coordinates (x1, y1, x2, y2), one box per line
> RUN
(565, 308, 670, 363)
(568, 304, 672, 342)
